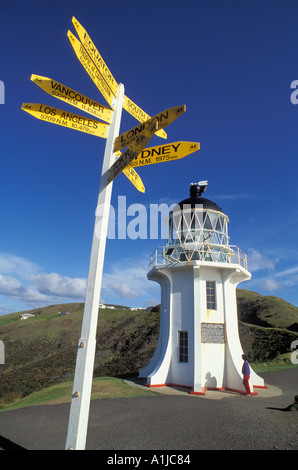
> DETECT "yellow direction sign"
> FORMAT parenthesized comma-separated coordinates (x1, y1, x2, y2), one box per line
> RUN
(108, 122, 158, 184)
(72, 16, 118, 98)
(31, 74, 112, 124)
(114, 105, 186, 152)
(123, 96, 167, 140)
(21, 103, 109, 138)
(113, 151, 145, 192)
(67, 30, 116, 109)
(70, 17, 166, 140)
(128, 141, 200, 168)
(123, 166, 145, 193)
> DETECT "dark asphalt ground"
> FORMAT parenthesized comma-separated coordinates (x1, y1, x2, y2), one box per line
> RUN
(0, 369, 297, 451)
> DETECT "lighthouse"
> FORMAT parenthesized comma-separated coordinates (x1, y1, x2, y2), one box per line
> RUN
(139, 182, 265, 395)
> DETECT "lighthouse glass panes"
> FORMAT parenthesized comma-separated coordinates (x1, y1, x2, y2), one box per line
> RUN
(166, 207, 231, 263)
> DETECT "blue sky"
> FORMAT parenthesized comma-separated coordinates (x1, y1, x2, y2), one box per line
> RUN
(1, 0, 298, 314)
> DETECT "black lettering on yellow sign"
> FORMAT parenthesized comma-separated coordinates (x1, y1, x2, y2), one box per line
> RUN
(124, 97, 150, 122)
(22, 103, 108, 138)
(140, 143, 181, 159)
(114, 106, 185, 152)
(67, 31, 115, 109)
(120, 111, 168, 146)
(50, 81, 104, 112)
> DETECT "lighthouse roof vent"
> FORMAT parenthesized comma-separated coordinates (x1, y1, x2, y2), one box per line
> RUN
(175, 181, 224, 213)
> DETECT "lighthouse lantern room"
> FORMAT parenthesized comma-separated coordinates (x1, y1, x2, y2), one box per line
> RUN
(139, 182, 265, 395)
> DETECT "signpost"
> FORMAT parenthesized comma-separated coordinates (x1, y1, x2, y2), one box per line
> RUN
(21, 16, 200, 451)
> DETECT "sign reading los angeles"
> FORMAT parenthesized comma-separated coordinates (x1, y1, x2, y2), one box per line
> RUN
(22, 103, 109, 138)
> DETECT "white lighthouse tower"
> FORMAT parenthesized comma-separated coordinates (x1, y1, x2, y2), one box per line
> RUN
(139, 182, 265, 395)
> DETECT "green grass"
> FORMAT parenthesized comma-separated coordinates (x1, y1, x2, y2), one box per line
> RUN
(251, 352, 298, 373)
(0, 377, 158, 412)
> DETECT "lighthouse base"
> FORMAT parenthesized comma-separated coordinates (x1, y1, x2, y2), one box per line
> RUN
(136, 377, 267, 396)
(139, 261, 266, 396)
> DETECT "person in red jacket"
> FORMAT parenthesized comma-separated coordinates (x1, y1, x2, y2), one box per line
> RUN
(242, 354, 251, 395)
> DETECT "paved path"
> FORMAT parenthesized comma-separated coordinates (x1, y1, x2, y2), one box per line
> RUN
(0, 369, 297, 451)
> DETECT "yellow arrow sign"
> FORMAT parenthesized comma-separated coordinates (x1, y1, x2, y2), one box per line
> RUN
(21, 103, 109, 138)
(72, 16, 118, 98)
(108, 122, 158, 184)
(122, 96, 167, 140)
(30, 74, 113, 124)
(123, 166, 145, 193)
(114, 105, 186, 152)
(127, 141, 200, 168)
(113, 151, 145, 192)
(70, 17, 166, 140)
(67, 30, 116, 109)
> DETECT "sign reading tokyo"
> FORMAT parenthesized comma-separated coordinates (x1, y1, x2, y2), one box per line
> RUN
(22, 103, 109, 138)
(31, 75, 112, 123)
(128, 141, 200, 167)
(114, 106, 186, 152)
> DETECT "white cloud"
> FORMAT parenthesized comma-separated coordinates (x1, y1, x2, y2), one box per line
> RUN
(257, 278, 282, 291)
(247, 248, 275, 272)
(102, 257, 159, 305)
(0, 252, 40, 276)
(28, 273, 87, 299)
(0, 274, 23, 295)
(107, 282, 139, 299)
(0, 253, 87, 314)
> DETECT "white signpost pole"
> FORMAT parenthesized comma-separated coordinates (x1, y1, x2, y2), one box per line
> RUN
(65, 83, 125, 451)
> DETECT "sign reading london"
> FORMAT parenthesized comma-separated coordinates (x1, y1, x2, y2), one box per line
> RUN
(114, 106, 186, 152)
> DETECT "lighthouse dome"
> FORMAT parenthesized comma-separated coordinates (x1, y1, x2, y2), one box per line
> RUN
(166, 182, 231, 263)
(176, 182, 224, 213)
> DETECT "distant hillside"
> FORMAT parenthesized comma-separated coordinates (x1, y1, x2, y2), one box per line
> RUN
(0, 289, 297, 403)
(237, 289, 298, 330)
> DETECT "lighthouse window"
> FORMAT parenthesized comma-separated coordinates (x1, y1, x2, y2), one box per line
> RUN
(206, 281, 217, 310)
(178, 331, 188, 363)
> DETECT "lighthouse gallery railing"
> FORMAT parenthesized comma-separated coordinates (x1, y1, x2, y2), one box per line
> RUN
(149, 244, 248, 270)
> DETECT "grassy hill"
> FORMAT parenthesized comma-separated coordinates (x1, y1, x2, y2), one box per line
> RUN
(0, 289, 297, 404)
